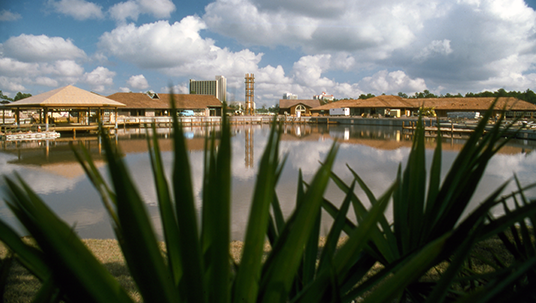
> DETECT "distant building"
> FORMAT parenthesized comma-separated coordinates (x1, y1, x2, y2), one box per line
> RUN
(283, 93, 298, 99)
(189, 75, 227, 102)
(313, 92, 334, 102)
(279, 99, 321, 116)
(107, 92, 222, 117)
(309, 95, 536, 118)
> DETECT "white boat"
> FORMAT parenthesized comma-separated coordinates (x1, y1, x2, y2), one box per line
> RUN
(2, 131, 60, 141)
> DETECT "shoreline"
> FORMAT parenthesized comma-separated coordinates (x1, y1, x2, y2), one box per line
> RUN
(0, 236, 509, 302)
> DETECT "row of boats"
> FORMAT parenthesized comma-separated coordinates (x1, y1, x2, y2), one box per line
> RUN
(1, 131, 60, 141)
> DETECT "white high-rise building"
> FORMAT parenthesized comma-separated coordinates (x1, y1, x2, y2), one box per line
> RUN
(189, 75, 227, 102)
(283, 93, 298, 99)
(215, 75, 227, 102)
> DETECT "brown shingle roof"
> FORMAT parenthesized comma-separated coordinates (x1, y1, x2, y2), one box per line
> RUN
(404, 97, 536, 111)
(279, 99, 321, 109)
(106, 92, 165, 109)
(106, 93, 222, 109)
(312, 95, 412, 110)
(312, 96, 536, 111)
(159, 94, 222, 109)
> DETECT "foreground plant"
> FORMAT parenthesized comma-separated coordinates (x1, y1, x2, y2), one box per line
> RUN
(0, 96, 535, 302)
(320, 99, 536, 302)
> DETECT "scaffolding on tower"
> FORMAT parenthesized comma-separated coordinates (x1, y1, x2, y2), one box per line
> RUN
(245, 73, 255, 115)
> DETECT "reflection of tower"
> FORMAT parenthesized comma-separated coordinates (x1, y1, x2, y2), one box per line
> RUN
(245, 73, 255, 115)
(245, 127, 254, 168)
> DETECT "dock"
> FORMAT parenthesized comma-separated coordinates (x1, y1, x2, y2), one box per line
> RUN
(2, 115, 535, 141)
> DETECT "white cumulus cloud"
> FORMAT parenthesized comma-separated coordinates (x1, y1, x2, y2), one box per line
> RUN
(48, 0, 104, 20)
(0, 10, 22, 21)
(2, 34, 86, 62)
(99, 18, 263, 79)
(414, 39, 453, 62)
(82, 66, 115, 92)
(109, 0, 175, 23)
(292, 55, 335, 87)
(127, 74, 149, 90)
(202, 0, 536, 95)
(359, 70, 427, 94)
(0, 56, 85, 92)
(0, 77, 25, 92)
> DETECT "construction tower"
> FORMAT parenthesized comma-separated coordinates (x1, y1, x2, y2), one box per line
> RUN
(245, 73, 255, 115)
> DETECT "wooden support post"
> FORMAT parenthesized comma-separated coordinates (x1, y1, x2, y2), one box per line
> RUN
(44, 108, 49, 131)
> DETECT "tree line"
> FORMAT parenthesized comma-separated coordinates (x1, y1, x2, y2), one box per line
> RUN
(399, 88, 536, 104)
(0, 90, 32, 103)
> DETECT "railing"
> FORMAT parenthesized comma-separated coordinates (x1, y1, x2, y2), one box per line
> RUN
(1, 123, 54, 134)
(115, 116, 313, 126)
(0, 118, 32, 125)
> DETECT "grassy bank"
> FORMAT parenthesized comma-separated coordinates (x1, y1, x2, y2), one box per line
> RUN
(1, 236, 512, 303)
(0, 238, 273, 302)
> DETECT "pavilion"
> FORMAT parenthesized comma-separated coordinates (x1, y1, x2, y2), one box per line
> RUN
(3, 85, 126, 131)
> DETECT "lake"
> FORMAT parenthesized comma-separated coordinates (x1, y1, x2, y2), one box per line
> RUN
(1, 123, 536, 241)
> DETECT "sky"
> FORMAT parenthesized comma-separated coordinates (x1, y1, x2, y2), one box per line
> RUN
(1, 0, 536, 107)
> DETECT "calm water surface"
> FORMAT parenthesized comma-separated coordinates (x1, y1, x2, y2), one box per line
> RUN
(1, 124, 535, 241)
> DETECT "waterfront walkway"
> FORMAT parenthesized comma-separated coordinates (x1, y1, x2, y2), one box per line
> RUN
(2, 115, 535, 141)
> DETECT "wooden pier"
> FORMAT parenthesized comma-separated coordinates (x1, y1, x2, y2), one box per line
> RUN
(402, 121, 478, 138)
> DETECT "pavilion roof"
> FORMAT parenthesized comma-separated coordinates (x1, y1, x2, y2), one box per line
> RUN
(5, 85, 125, 108)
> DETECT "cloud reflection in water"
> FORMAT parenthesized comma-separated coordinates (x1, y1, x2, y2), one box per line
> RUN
(0, 124, 535, 241)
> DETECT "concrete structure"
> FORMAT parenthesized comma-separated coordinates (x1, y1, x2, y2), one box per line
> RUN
(279, 99, 321, 116)
(189, 75, 227, 102)
(215, 75, 227, 102)
(107, 92, 222, 117)
(283, 93, 298, 99)
(245, 73, 255, 115)
(313, 92, 334, 102)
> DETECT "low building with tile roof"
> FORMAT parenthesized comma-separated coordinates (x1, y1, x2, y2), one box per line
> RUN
(106, 92, 222, 117)
(279, 99, 322, 116)
(403, 97, 536, 118)
(310, 95, 536, 118)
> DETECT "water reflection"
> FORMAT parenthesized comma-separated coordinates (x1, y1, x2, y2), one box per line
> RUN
(1, 124, 535, 241)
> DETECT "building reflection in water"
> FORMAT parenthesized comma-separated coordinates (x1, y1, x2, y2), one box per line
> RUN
(1, 124, 535, 241)
(245, 127, 253, 168)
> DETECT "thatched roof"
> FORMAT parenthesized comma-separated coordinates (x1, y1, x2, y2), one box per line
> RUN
(5, 85, 125, 108)
(279, 99, 321, 109)
(106, 92, 222, 110)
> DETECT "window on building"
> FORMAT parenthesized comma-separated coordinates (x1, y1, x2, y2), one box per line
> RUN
(296, 104, 306, 115)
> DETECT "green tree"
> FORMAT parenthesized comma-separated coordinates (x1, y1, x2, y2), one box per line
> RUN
(0, 90, 13, 103)
(358, 93, 375, 99)
(14, 92, 32, 101)
(398, 92, 408, 98)
(269, 104, 280, 113)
